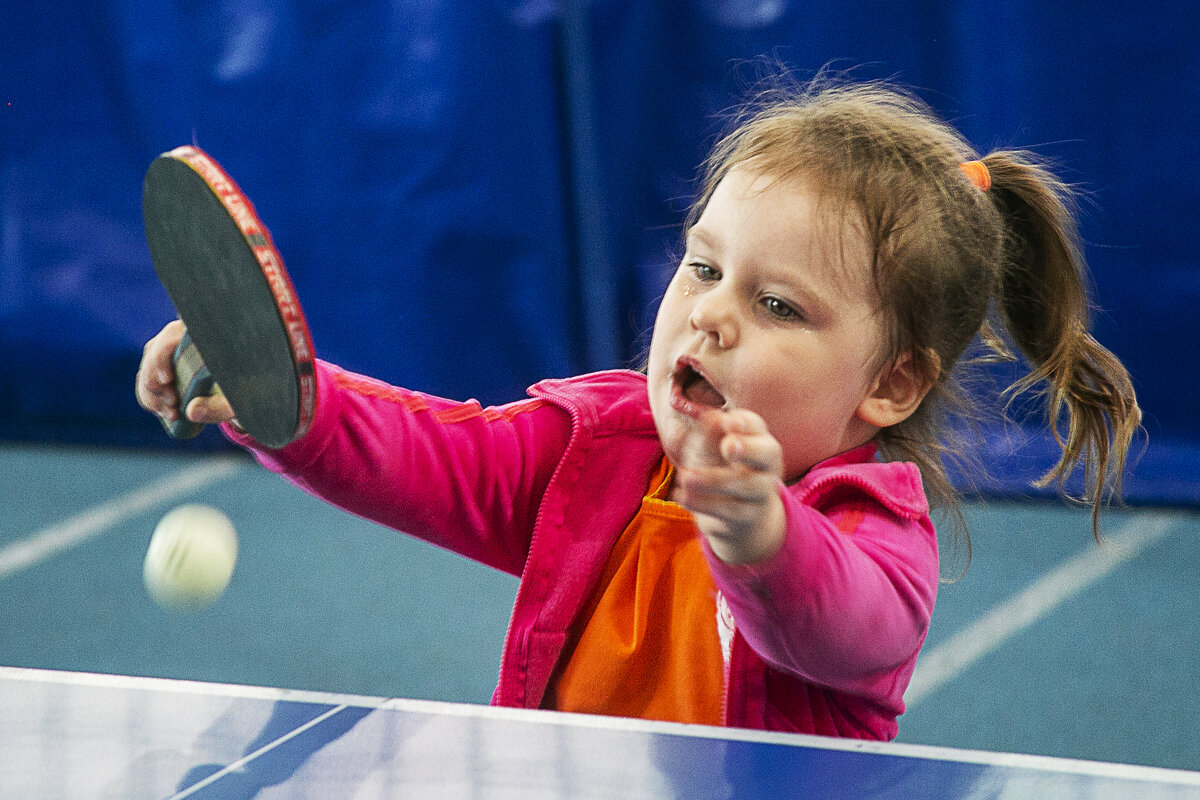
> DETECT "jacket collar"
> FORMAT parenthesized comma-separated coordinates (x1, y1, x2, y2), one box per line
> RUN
(793, 442, 929, 520)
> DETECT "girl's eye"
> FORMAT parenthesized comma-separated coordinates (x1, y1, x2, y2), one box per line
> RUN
(763, 296, 798, 319)
(690, 262, 720, 281)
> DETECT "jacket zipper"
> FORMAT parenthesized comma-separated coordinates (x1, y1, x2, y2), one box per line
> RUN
(721, 642, 733, 726)
(494, 385, 587, 708)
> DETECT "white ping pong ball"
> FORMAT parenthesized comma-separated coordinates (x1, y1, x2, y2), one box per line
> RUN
(143, 504, 238, 611)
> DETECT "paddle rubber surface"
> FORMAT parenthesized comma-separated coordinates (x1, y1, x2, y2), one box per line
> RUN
(143, 147, 315, 449)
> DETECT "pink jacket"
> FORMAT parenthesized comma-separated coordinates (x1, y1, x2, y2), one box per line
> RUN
(228, 362, 938, 740)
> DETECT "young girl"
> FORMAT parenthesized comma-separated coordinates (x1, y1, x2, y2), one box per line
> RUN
(136, 78, 1139, 741)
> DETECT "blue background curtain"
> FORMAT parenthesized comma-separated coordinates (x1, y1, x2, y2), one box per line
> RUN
(3, 1, 1197, 504)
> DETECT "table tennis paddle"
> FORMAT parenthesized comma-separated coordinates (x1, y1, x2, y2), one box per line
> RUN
(142, 145, 316, 449)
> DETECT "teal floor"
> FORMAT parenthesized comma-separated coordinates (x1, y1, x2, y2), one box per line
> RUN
(2, 442, 1196, 772)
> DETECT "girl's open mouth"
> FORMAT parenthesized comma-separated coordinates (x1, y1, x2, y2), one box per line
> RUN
(672, 359, 727, 412)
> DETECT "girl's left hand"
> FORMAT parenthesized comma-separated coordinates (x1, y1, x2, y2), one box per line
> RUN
(671, 406, 787, 565)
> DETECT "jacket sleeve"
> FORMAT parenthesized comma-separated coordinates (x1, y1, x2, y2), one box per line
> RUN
(223, 360, 573, 576)
(702, 470, 938, 701)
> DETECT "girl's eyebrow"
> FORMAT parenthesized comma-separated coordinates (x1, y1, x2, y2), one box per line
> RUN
(776, 271, 835, 321)
(685, 226, 719, 251)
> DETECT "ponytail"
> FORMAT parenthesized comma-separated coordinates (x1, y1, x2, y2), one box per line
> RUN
(983, 151, 1142, 536)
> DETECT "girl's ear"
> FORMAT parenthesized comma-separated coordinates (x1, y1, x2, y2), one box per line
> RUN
(856, 350, 936, 429)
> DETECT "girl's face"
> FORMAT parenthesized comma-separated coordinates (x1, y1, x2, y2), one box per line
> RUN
(647, 167, 888, 483)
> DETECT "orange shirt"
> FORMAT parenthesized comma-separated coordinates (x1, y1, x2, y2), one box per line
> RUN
(543, 458, 726, 725)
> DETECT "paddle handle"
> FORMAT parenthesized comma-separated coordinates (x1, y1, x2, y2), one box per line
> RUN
(161, 329, 218, 439)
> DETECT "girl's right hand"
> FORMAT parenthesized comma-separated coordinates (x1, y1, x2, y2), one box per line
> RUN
(669, 404, 787, 566)
(135, 319, 237, 428)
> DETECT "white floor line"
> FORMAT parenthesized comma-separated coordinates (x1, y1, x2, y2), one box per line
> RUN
(0, 457, 245, 580)
(905, 513, 1179, 708)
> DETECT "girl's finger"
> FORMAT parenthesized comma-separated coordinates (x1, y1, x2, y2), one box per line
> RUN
(675, 464, 775, 505)
(186, 394, 236, 424)
(723, 407, 768, 435)
(680, 405, 731, 467)
(717, 422, 781, 472)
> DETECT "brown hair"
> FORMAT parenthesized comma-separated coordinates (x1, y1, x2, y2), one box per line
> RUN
(687, 76, 1141, 541)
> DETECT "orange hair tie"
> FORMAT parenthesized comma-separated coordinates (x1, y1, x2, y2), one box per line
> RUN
(959, 160, 991, 192)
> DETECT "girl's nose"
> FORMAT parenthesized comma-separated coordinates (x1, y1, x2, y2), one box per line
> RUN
(688, 288, 738, 349)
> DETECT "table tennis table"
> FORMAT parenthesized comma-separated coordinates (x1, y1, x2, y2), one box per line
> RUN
(4, 665, 1198, 799)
